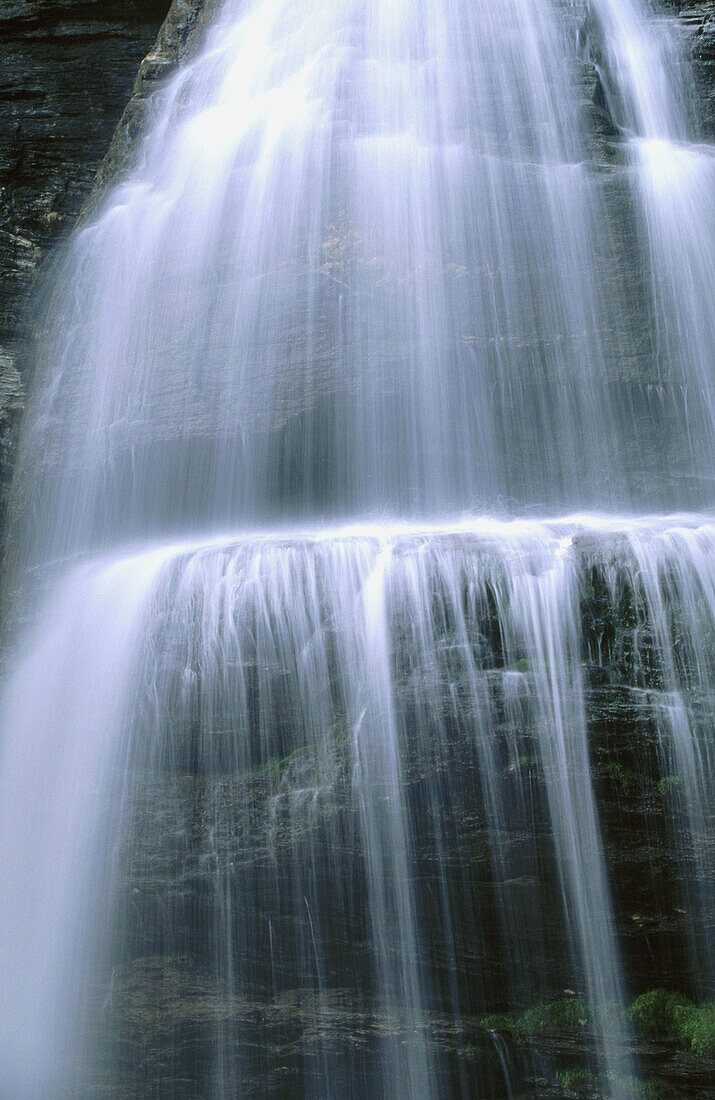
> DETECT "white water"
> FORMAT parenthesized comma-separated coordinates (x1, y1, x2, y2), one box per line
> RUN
(0, 0, 712, 1096)
(0, 548, 176, 1094)
(12, 0, 713, 577)
(586, 0, 715, 441)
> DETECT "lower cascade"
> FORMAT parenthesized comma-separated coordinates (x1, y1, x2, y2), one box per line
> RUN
(0, 1, 712, 1098)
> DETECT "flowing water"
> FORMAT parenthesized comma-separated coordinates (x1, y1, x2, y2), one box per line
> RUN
(0, 0, 712, 1096)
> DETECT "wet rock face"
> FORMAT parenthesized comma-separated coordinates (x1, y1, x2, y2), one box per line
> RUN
(666, 2, 715, 140)
(0, 0, 171, 535)
(86, 535, 712, 1099)
(99, 719, 710, 1096)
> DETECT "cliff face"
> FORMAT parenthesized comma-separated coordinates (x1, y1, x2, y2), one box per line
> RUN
(0, 0, 171, 536)
(671, 1, 715, 139)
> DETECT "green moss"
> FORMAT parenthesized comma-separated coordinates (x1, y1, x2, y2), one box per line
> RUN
(503, 753, 540, 776)
(630, 989, 690, 1039)
(630, 990, 714, 1058)
(674, 1001, 715, 1058)
(600, 761, 636, 794)
(609, 1077, 676, 1100)
(482, 992, 714, 1062)
(258, 715, 350, 788)
(517, 997, 591, 1033)
(480, 997, 590, 1035)
(479, 1013, 513, 1030)
(257, 743, 313, 785)
(559, 1074, 675, 1100)
(656, 775, 682, 799)
(261, 757, 283, 782)
(556, 1067, 595, 1090)
(635, 1079, 677, 1100)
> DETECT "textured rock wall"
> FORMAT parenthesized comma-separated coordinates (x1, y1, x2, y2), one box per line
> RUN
(91, 536, 712, 1098)
(670, 1, 715, 138)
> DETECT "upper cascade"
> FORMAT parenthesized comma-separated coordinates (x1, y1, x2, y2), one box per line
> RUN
(8, 0, 713, 580)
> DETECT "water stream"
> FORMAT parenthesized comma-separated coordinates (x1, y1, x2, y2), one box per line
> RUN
(0, 0, 712, 1096)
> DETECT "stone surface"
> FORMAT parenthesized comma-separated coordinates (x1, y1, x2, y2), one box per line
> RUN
(81, 536, 712, 1097)
(668, 1, 715, 139)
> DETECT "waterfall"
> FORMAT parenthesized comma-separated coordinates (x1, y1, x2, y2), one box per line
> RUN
(0, 0, 712, 1097)
(584, 0, 715, 441)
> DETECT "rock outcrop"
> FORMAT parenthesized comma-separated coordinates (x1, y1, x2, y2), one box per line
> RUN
(669, 1, 715, 138)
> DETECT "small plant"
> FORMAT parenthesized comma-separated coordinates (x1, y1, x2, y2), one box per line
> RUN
(503, 753, 540, 776)
(518, 996, 590, 1033)
(656, 775, 682, 799)
(600, 761, 635, 794)
(556, 1067, 595, 1091)
(479, 1013, 513, 1030)
(479, 996, 591, 1036)
(674, 1000, 715, 1058)
(630, 989, 715, 1058)
(630, 989, 689, 1039)
(635, 1078, 676, 1100)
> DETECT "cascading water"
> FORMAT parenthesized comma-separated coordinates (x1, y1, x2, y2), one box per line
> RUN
(0, 0, 712, 1097)
(583, 0, 715, 441)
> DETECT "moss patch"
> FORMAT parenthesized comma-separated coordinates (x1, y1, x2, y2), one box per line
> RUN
(479, 996, 590, 1035)
(556, 1067, 596, 1091)
(481, 990, 714, 1063)
(674, 1000, 715, 1058)
(630, 989, 715, 1058)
